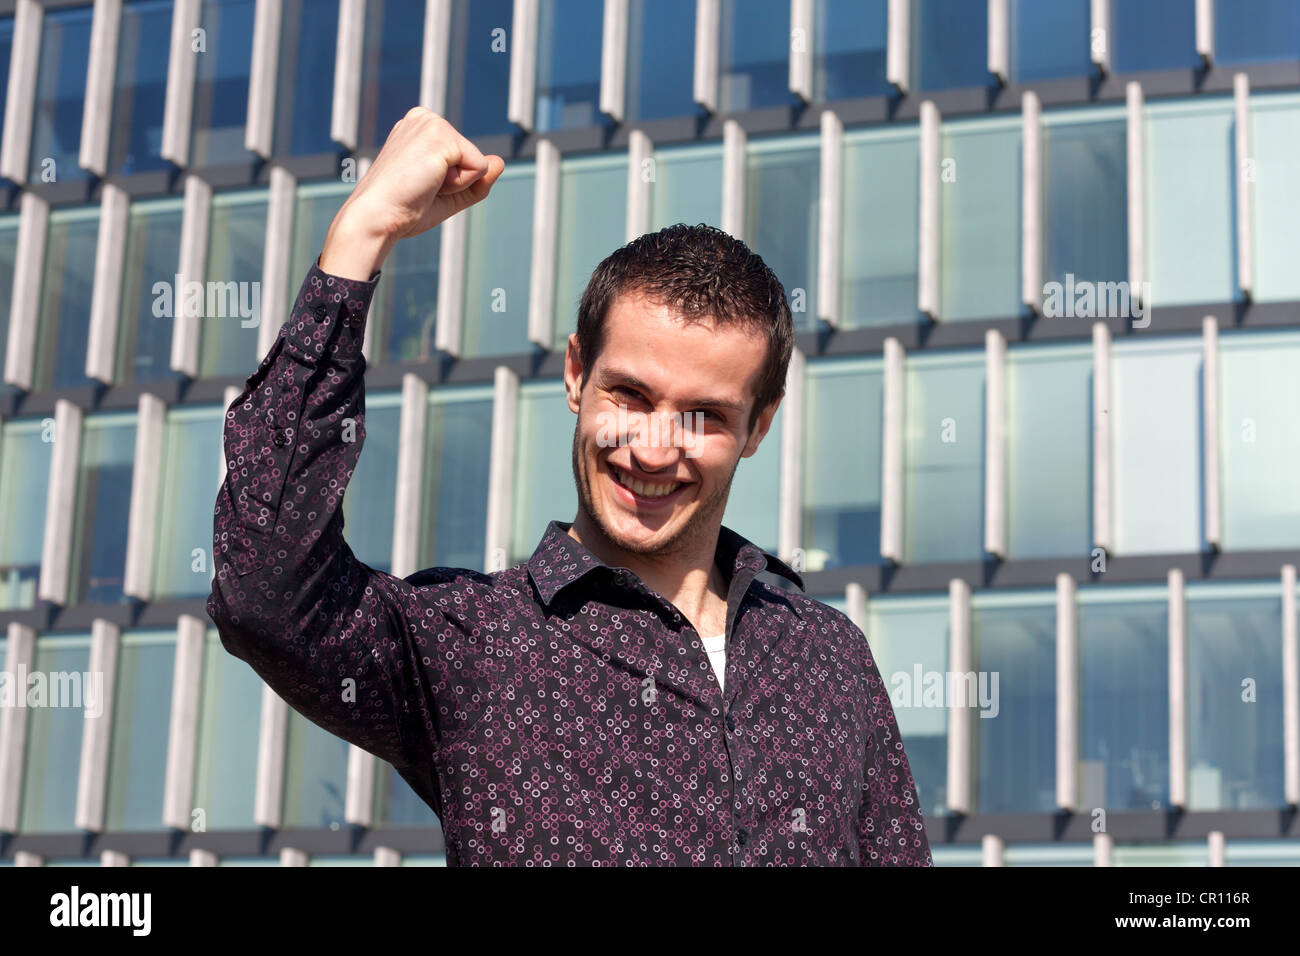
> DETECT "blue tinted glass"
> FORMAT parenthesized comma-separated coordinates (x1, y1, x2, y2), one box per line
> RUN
(814, 0, 889, 100)
(510, 382, 577, 563)
(274, 0, 340, 156)
(1111, 0, 1198, 73)
(745, 135, 819, 332)
(536, 0, 606, 131)
(1252, 92, 1300, 302)
(20, 636, 92, 833)
(199, 191, 266, 378)
(194, 632, 263, 829)
(0, 420, 53, 610)
(190, 0, 256, 167)
(914, 0, 990, 92)
(108, 0, 173, 174)
(72, 415, 137, 604)
(626, 0, 699, 122)
(105, 634, 175, 830)
(36, 210, 99, 391)
(286, 182, 350, 315)
(422, 389, 494, 569)
(718, 0, 799, 112)
(1043, 111, 1127, 290)
(461, 166, 534, 358)
(972, 598, 1056, 814)
(1216, 0, 1300, 64)
(722, 405, 783, 554)
(0, 18, 12, 150)
(802, 358, 885, 570)
(153, 408, 223, 598)
(1187, 587, 1285, 810)
(282, 710, 348, 827)
(1010, 0, 1092, 82)
(552, 154, 626, 349)
(650, 142, 723, 230)
(0, 216, 17, 404)
(444, 0, 514, 138)
(358, 0, 424, 150)
(117, 198, 184, 384)
(1079, 588, 1170, 811)
(29, 6, 93, 183)
(375, 765, 438, 825)
(341, 396, 401, 572)
(374, 228, 440, 362)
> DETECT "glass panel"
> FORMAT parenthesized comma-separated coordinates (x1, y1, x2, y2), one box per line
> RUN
(309, 855, 373, 865)
(650, 142, 724, 231)
(551, 154, 627, 350)
(535, 0, 606, 132)
(19, 635, 93, 833)
(153, 407, 223, 598)
(813, 0, 889, 100)
(717, 0, 798, 112)
(867, 594, 949, 819)
(273, 0, 341, 156)
(1078, 584, 1169, 811)
(1009, 0, 1092, 82)
(70, 413, 137, 604)
(192, 631, 263, 829)
(461, 165, 535, 358)
(913, 0, 990, 92)
(116, 197, 184, 385)
(400, 854, 448, 866)
(971, 594, 1056, 814)
(420, 386, 495, 570)
(1005, 343, 1092, 559)
(1145, 97, 1237, 307)
(1225, 840, 1300, 866)
(0, 215, 19, 405)
(35, 208, 99, 391)
(443, 0, 515, 138)
(903, 352, 985, 563)
(1109, 337, 1204, 555)
(198, 191, 266, 378)
(1003, 843, 1095, 866)
(28, 5, 93, 183)
(1216, 0, 1300, 64)
(1187, 582, 1285, 810)
(104, 632, 175, 831)
(1219, 330, 1300, 550)
(0, 420, 53, 610)
(510, 381, 578, 563)
(625, 0, 698, 122)
(1250, 92, 1300, 302)
(189, 0, 257, 167)
(285, 181, 352, 315)
(0, 17, 13, 147)
(839, 126, 919, 327)
(107, 0, 173, 175)
(802, 357, 884, 570)
(341, 392, 401, 572)
(374, 764, 438, 826)
(1042, 107, 1128, 296)
(745, 135, 819, 333)
(357, 0, 424, 151)
(1113, 841, 1210, 865)
(372, 226, 441, 363)
(1111, 0, 1199, 74)
(718, 403, 782, 554)
(281, 709, 349, 828)
(939, 116, 1021, 321)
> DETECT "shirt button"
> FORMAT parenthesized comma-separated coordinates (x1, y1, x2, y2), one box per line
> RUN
(736, 829, 749, 847)
(272, 428, 289, 447)
(725, 714, 736, 733)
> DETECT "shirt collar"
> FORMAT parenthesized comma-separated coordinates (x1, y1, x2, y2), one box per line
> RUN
(526, 519, 805, 608)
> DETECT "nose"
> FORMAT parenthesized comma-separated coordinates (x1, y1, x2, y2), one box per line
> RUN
(624, 409, 685, 473)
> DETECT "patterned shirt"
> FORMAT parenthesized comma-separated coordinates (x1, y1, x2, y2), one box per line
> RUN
(207, 260, 933, 867)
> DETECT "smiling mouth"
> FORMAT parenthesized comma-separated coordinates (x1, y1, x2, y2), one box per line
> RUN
(610, 464, 685, 499)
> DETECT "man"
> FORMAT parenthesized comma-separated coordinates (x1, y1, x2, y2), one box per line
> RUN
(207, 107, 932, 866)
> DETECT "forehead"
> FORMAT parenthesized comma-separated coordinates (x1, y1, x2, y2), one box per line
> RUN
(596, 290, 767, 399)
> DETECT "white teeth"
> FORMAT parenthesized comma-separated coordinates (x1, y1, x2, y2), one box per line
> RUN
(613, 465, 681, 499)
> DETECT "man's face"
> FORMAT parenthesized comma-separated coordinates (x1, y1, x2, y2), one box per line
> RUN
(564, 290, 781, 559)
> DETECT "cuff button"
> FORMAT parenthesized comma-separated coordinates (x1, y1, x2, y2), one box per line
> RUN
(311, 304, 328, 322)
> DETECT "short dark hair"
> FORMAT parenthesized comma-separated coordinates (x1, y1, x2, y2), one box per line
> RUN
(574, 223, 794, 435)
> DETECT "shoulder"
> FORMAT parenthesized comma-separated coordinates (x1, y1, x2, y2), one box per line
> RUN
(748, 580, 872, 659)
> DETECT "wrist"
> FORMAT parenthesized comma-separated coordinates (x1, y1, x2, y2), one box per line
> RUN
(319, 202, 398, 280)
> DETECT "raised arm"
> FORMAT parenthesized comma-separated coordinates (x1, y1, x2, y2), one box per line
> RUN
(206, 108, 506, 770)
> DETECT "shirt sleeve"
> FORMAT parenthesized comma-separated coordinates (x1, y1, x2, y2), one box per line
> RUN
(206, 260, 449, 776)
(854, 621, 935, 866)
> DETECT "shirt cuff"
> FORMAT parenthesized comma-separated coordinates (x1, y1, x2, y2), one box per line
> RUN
(281, 257, 382, 367)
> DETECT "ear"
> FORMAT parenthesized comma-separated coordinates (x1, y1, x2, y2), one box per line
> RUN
(563, 333, 582, 412)
(740, 389, 783, 458)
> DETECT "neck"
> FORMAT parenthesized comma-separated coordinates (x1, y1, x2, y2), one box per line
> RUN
(566, 514, 729, 626)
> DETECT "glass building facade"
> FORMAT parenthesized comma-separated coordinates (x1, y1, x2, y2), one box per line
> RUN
(0, 0, 1297, 867)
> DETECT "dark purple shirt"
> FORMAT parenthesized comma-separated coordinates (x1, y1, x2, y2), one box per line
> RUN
(207, 261, 933, 866)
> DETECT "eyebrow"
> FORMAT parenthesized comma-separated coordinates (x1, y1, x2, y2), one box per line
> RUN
(596, 366, 747, 414)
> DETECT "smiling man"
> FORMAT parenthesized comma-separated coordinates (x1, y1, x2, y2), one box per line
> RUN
(207, 107, 931, 866)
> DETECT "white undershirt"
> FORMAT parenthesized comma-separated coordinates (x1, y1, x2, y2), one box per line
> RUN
(700, 632, 726, 691)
